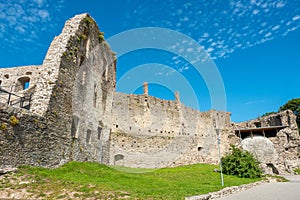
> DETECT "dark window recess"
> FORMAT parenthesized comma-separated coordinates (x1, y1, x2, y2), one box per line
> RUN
(93, 84, 97, 108)
(116, 124, 118, 128)
(254, 122, 261, 128)
(266, 163, 279, 174)
(86, 129, 92, 143)
(97, 127, 102, 140)
(94, 92, 97, 107)
(71, 115, 80, 138)
(114, 154, 124, 162)
(198, 147, 203, 151)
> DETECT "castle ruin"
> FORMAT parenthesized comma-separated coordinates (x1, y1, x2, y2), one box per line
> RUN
(0, 14, 299, 174)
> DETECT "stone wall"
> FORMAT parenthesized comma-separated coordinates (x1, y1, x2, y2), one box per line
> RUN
(110, 92, 232, 168)
(0, 65, 41, 92)
(0, 66, 41, 109)
(0, 13, 116, 167)
(0, 107, 71, 167)
(235, 110, 300, 174)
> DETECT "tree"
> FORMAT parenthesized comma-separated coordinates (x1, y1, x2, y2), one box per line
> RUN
(279, 98, 300, 127)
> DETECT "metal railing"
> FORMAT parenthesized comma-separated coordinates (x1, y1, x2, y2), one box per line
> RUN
(0, 86, 32, 110)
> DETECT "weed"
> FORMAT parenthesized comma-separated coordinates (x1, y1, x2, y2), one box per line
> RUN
(98, 34, 105, 43)
(84, 17, 94, 25)
(79, 34, 87, 40)
(9, 116, 19, 126)
(0, 123, 7, 131)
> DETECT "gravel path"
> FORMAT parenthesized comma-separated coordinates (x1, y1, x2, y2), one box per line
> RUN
(216, 175, 300, 200)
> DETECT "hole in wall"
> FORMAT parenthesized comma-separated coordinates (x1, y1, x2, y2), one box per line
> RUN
(86, 129, 92, 144)
(16, 77, 30, 91)
(97, 127, 102, 140)
(266, 163, 279, 174)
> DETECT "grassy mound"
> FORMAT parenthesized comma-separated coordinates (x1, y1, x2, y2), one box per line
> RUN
(1, 162, 261, 199)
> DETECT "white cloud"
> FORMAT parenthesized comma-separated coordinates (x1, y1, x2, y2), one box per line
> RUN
(34, 0, 45, 7)
(293, 15, 300, 21)
(38, 10, 49, 20)
(0, 0, 64, 48)
(265, 32, 272, 37)
(125, 0, 300, 60)
(186, 48, 193, 52)
(276, 1, 286, 8)
(15, 25, 25, 33)
(271, 25, 280, 31)
(253, 9, 260, 15)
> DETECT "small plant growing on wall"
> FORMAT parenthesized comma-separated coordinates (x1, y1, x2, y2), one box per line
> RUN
(84, 16, 94, 25)
(9, 116, 20, 126)
(0, 123, 7, 131)
(98, 32, 105, 43)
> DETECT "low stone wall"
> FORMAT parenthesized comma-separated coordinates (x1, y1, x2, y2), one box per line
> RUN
(185, 179, 271, 200)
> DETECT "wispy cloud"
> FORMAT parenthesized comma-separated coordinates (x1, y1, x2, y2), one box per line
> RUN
(245, 99, 266, 105)
(0, 0, 64, 48)
(124, 0, 300, 64)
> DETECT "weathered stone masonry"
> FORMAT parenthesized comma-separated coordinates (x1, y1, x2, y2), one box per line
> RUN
(0, 13, 299, 173)
(0, 13, 116, 167)
(110, 92, 231, 168)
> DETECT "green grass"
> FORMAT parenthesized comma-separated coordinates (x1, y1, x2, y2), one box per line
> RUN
(295, 168, 300, 174)
(13, 162, 261, 199)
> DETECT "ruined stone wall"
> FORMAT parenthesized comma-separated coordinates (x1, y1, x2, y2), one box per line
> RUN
(0, 66, 41, 109)
(0, 107, 72, 168)
(235, 110, 300, 174)
(110, 92, 232, 168)
(0, 65, 41, 91)
(0, 13, 116, 167)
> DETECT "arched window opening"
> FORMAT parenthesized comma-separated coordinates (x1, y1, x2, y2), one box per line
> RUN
(15, 77, 30, 91)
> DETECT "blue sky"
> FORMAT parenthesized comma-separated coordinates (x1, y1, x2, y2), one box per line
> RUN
(0, 0, 299, 122)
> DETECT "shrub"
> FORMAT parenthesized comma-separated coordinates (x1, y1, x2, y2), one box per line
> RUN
(9, 116, 19, 126)
(0, 123, 7, 131)
(221, 145, 262, 178)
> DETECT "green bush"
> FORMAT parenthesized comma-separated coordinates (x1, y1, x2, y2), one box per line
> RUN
(222, 145, 262, 178)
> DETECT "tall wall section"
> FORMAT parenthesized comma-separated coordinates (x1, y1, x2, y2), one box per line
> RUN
(0, 13, 116, 167)
(110, 92, 233, 168)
